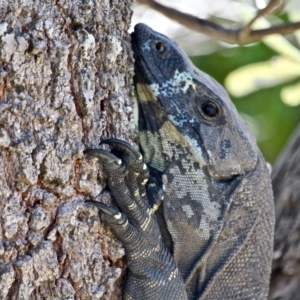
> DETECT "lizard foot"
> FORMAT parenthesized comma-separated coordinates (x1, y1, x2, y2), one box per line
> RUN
(84, 140, 159, 249)
(101, 139, 165, 211)
(84, 139, 187, 299)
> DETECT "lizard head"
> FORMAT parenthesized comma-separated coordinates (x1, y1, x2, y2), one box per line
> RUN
(131, 23, 258, 179)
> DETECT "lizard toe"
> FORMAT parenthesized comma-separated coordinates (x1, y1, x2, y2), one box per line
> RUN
(101, 139, 142, 160)
(84, 148, 122, 166)
(85, 200, 139, 245)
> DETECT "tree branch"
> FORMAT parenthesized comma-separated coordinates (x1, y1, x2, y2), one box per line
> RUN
(137, 0, 300, 45)
(243, 0, 282, 32)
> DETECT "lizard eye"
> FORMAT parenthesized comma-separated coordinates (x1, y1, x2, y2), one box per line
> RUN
(155, 41, 166, 53)
(201, 102, 219, 118)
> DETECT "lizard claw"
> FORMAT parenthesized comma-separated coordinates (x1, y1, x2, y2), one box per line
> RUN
(151, 190, 164, 212)
(85, 199, 136, 239)
(101, 139, 143, 161)
(85, 200, 122, 220)
(84, 149, 122, 165)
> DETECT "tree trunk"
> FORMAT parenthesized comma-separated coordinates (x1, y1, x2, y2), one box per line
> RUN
(269, 123, 300, 300)
(0, 0, 134, 299)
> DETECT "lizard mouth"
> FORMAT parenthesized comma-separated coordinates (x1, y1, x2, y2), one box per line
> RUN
(131, 28, 159, 86)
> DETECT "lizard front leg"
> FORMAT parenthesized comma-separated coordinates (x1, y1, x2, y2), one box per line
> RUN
(85, 139, 188, 300)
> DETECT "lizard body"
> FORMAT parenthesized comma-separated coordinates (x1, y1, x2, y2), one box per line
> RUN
(86, 23, 274, 299)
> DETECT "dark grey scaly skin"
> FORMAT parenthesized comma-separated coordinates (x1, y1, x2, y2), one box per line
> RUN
(86, 23, 275, 299)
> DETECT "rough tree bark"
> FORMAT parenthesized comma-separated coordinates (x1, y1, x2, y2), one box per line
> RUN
(269, 123, 300, 300)
(0, 0, 134, 299)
